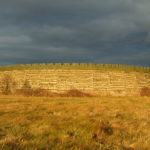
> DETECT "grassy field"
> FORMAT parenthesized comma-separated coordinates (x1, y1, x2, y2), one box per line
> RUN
(0, 63, 150, 73)
(0, 96, 150, 150)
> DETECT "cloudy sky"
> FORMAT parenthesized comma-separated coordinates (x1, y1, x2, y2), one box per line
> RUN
(0, 0, 150, 66)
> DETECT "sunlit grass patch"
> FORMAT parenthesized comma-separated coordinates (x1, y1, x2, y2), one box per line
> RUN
(0, 96, 150, 150)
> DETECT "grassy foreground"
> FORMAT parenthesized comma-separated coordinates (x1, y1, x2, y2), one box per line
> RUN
(0, 96, 150, 150)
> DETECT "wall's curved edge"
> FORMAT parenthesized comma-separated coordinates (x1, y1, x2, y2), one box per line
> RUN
(0, 69, 150, 96)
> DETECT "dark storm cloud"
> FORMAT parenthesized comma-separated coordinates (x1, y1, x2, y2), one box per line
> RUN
(0, 0, 150, 66)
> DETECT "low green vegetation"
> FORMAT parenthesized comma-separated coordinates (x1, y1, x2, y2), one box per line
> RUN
(0, 96, 150, 150)
(0, 63, 150, 73)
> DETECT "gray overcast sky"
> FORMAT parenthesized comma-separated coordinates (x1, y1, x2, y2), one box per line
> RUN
(0, 0, 150, 66)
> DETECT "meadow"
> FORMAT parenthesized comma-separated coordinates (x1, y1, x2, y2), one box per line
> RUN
(0, 96, 150, 150)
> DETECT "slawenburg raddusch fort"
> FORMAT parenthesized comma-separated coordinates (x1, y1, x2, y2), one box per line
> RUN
(0, 63, 150, 96)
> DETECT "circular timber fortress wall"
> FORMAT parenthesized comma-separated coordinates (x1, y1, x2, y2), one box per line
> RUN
(0, 69, 150, 96)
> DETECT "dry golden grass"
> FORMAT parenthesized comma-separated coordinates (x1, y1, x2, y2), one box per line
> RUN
(0, 96, 150, 150)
